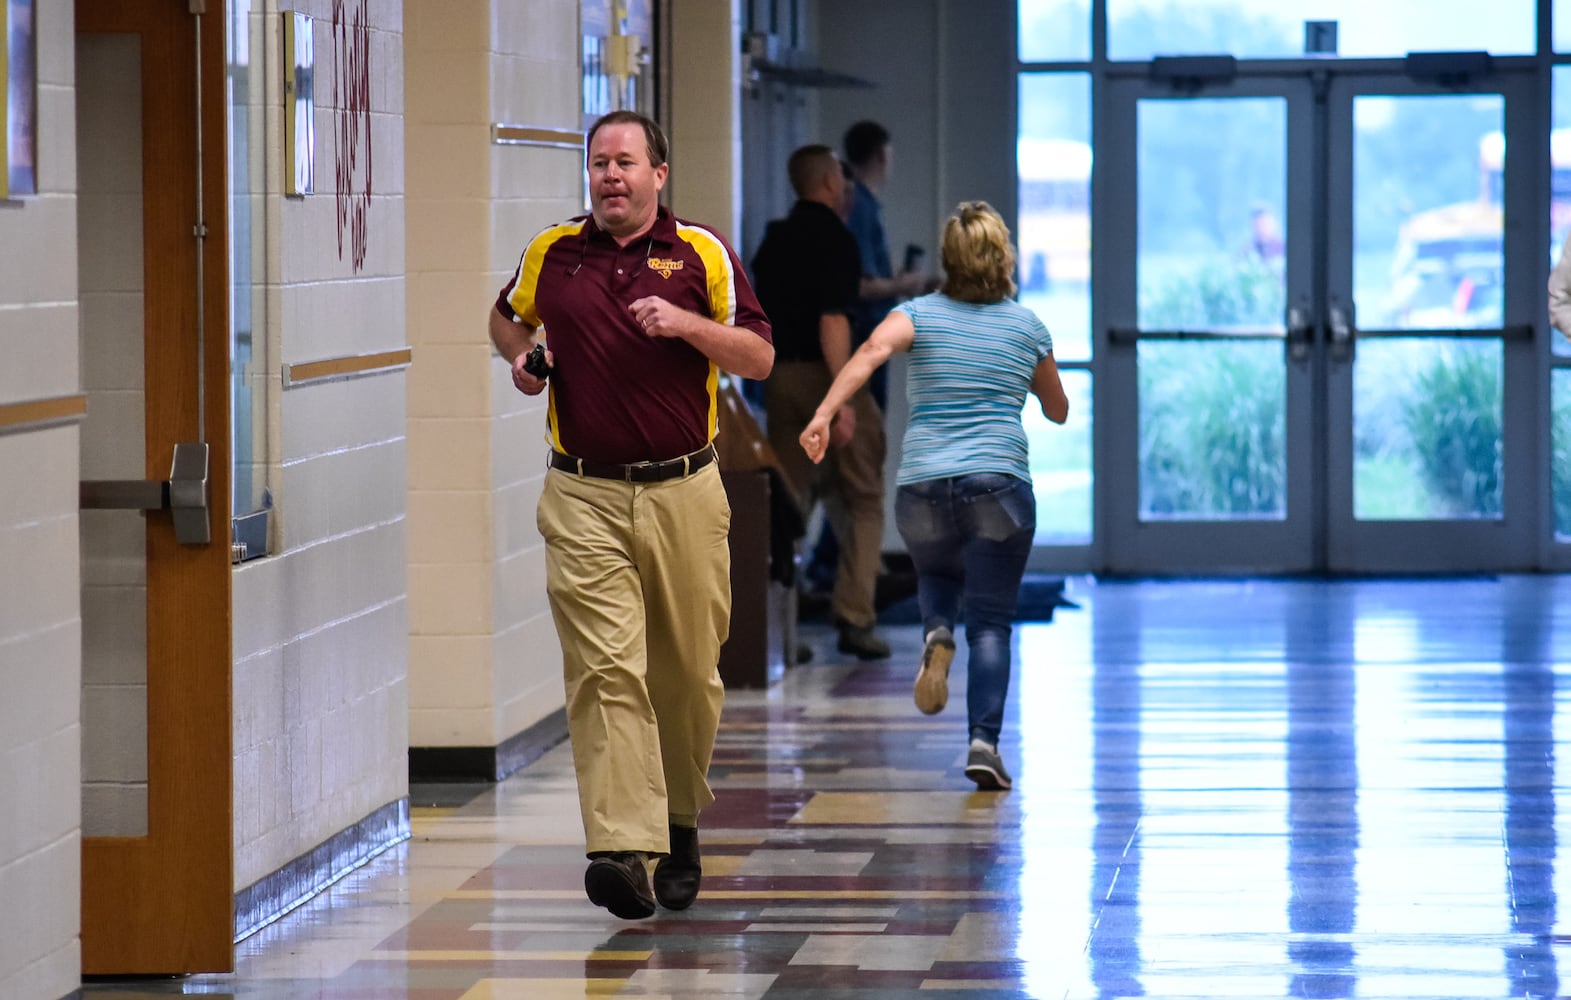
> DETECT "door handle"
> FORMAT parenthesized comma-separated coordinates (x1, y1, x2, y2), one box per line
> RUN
(80, 441, 211, 545)
(1285, 305, 1315, 362)
(1328, 301, 1355, 362)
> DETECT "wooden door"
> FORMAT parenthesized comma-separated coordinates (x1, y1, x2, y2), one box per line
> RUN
(76, 0, 233, 974)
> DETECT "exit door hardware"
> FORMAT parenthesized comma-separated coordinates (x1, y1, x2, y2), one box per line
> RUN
(1285, 306, 1316, 362)
(80, 441, 211, 546)
(1328, 302, 1355, 363)
(1149, 56, 1237, 95)
(1404, 51, 1492, 88)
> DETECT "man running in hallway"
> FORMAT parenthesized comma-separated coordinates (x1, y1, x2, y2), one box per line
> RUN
(490, 109, 774, 919)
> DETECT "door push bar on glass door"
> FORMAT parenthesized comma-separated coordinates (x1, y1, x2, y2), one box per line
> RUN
(80, 441, 211, 546)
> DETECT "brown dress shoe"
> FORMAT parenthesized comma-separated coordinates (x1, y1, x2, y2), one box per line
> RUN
(584, 852, 656, 919)
(653, 824, 701, 910)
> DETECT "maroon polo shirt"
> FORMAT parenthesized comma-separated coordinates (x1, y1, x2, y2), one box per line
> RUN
(496, 207, 772, 465)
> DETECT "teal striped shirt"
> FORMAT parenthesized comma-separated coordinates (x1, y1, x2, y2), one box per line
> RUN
(892, 293, 1054, 486)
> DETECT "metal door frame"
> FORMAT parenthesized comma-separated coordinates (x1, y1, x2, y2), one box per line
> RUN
(1095, 57, 1543, 573)
(1322, 68, 1540, 571)
(1099, 71, 1318, 573)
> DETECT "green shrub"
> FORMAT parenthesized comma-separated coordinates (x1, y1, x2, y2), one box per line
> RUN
(1138, 259, 1286, 517)
(1139, 255, 1285, 330)
(1139, 341, 1285, 516)
(1553, 389, 1571, 536)
(1402, 347, 1501, 517)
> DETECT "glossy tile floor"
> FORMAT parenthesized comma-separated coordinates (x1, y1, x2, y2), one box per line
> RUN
(83, 576, 1571, 999)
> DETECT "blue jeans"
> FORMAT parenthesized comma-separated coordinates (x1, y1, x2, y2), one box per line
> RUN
(895, 473, 1036, 746)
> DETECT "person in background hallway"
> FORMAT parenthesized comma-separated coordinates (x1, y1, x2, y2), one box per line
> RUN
(490, 110, 774, 919)
(751, 144, 891, 661)
(843, 119, 932, 404)
(1247, 203, 1285, 267)
(800, 120, 931, 597)
(1550, 237, 1571, 338)
(799, 201, 1069, 791)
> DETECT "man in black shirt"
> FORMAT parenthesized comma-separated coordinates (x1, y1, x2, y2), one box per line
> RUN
(751, 145, 889, 660)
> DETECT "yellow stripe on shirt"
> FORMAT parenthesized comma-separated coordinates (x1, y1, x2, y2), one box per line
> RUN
(675, 222, 739, 325)
(506, 220, 588, 327)
(675, 222, 741, 441)
(504, 219, 586, 454)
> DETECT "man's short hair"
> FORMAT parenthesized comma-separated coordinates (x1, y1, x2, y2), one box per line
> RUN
(787, 144, 839, 198)
(586, 110, 669, 167)
(843, 120, 891, 168)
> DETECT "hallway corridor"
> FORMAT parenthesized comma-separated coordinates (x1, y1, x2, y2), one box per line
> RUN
(84, 577, 1571, 999)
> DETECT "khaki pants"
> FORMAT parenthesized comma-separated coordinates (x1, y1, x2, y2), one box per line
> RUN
(537, 461, 731, 855)
(766, 361, 886, 629)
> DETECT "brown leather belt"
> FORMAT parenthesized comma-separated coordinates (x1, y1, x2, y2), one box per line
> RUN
(548, 444, 716, 483)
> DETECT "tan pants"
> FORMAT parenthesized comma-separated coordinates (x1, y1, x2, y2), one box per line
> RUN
(537, 461, 731, 855)
(765, 361, 886, 630)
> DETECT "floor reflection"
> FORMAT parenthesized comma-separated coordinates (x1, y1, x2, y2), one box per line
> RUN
(1503, 585, 1558, 998)
(1286, 589, 1357, 999)
(76, 576, 1571, 999)
(1088, 594, 1142, 1000)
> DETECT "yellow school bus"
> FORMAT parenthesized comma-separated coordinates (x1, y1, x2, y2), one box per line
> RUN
(1384, 129, 1571, 328)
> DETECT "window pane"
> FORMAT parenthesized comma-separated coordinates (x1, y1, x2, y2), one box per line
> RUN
(1558, 0, 1571, 53)
(1109, 0, 1532, 60)
(1138, 97, 1286, 331)
(1553, 68, 1571, 357)
(79, 31, 151, 839)
(1554, 370, 1571, 537)
(1019, 72, 1091, 362)
(231, 2, 270, 517)
(1138, 342, 1286, 521)
(1026, 369, 1091, 544)
(1019, 0, 1090, 62)
(1352, 95, 1502, 333)
(1354, 339, 1502, 521)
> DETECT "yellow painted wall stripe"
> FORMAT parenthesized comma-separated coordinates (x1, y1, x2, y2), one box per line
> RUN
(283, 348, 412, 387)
(492, 124, 584, 148)
(0, 394, 88, 436)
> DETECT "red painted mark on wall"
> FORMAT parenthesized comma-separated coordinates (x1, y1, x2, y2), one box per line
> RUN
(333, 0, 372, 272)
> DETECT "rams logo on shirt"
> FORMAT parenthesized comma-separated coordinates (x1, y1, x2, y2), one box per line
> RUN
(647, 257, 684, 279)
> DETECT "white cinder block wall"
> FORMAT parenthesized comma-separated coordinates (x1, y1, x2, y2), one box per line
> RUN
(0, 3, 82, 998)
(231, 0, 410, 893)
(666, 0, 744, 244)
(406, 0, 581, 754)
(486, 0, 582, 741)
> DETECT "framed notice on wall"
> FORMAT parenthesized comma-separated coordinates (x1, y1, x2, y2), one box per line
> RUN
(3, 0, 37, 198)
(283, 11, 314, 196)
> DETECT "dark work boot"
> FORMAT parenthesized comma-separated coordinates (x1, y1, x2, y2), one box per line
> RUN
(837, 623, 891, 660)
(584, 851, 656, 919)
(653, 824, 702, 910)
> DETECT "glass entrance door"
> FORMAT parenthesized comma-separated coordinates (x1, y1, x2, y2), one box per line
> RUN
(1101, 66, 1537, 573)
(1324, 74, 1537, 570)
(1102, 77, 1316, 572)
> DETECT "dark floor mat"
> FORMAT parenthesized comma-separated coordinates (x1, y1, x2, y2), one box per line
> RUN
(799, 563, 1074, 626)
(876, 573, 1075, 625)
